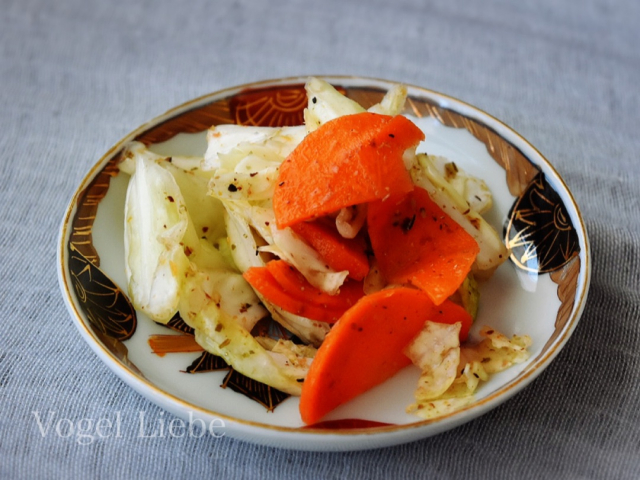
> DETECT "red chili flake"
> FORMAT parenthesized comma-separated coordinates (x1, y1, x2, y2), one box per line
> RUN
(167, 195, 175, 203)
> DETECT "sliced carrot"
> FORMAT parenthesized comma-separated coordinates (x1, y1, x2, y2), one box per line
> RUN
(148, 335, 203, 357)
(243, 265, 356, 323)
(367, 187, 479, 306)
(302, 419, 393, 429)
(265, 260, 364, 310)
(431, 299, 473, 342)
(273, 112, 424, 228)
(299, 287, 436, 425)
(290, 218, 370, 280)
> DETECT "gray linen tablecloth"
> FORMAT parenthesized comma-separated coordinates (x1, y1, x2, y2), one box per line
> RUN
(2, 0, 639, 477)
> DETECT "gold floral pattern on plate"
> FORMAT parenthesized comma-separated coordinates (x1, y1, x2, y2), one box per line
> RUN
(505, 172, 579, 274)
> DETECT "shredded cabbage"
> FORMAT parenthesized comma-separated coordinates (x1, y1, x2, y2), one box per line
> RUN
(180, 272, 312, 395)
(417, 154, 493, 214)
(123, 154, 190, 322)
(303, 77, 365, 132)
(303, 77, 408, 132)
(203, 125, 305, 171)
(405, 321, 461, 400)
(407, 326, 532, 420)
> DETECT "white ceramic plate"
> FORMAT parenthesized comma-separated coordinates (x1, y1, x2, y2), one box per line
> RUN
(57, 76, 590, 451)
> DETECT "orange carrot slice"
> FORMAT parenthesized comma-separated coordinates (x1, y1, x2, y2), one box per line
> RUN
(299, 287, 436, 425)
(243, 264, 360, 323)
(290, 218, 370, 280)
(243, 267, 344, 322)
(367, 187, 479, 305)
(265, 260, 364, 310)
(273, 112, 424, 228)
(148, 335, 203, 357)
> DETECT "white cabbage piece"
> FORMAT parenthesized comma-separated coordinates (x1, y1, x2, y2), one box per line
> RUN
(167, 166, 227, 244)
(367, 84, 408, 116)
(119, 141, 213, 179)
(255, 337, 317, 368)
(405, 322, 461, 401)
(206, 128, 305, 204)
(335, 204, 367, 239)
(457, 274, 480, 320)
(240, 204, 275, 244)
(119, 142, 227, 243)
(410, 153, 509, 272)
(461, 326, 532, 374)
(125, 145, 230, 271)
(304, 77, 408, 133)
(180, 217, 230, 272)
(174, 265, 267, 332)
(407, 326, 532, 420)
(209, 146, 281, 203)
(406, 396, 474, 419)
(304, 77, 366, 132)
(179, 272, 311, 396)
(419, 154, 493, 214)
(123, 145, 238, 324)
(270, 339, 317, 363)
(203, 125, 305, 172)
(124, 155, 190, 322)
(362, 259, 386, 295)
(262, 303, 331, 348)
(217, 142, 285, 171)
(222, 203, 266, 274)
(210, 168, 280, 203)
(208, 270, 268, 332)
(193, 313, 308, 396)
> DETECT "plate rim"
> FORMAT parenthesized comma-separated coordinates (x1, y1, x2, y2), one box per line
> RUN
(57, 75, 591, 450)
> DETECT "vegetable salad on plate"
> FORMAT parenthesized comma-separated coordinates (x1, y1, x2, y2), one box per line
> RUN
(118, 77, 531, 425)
